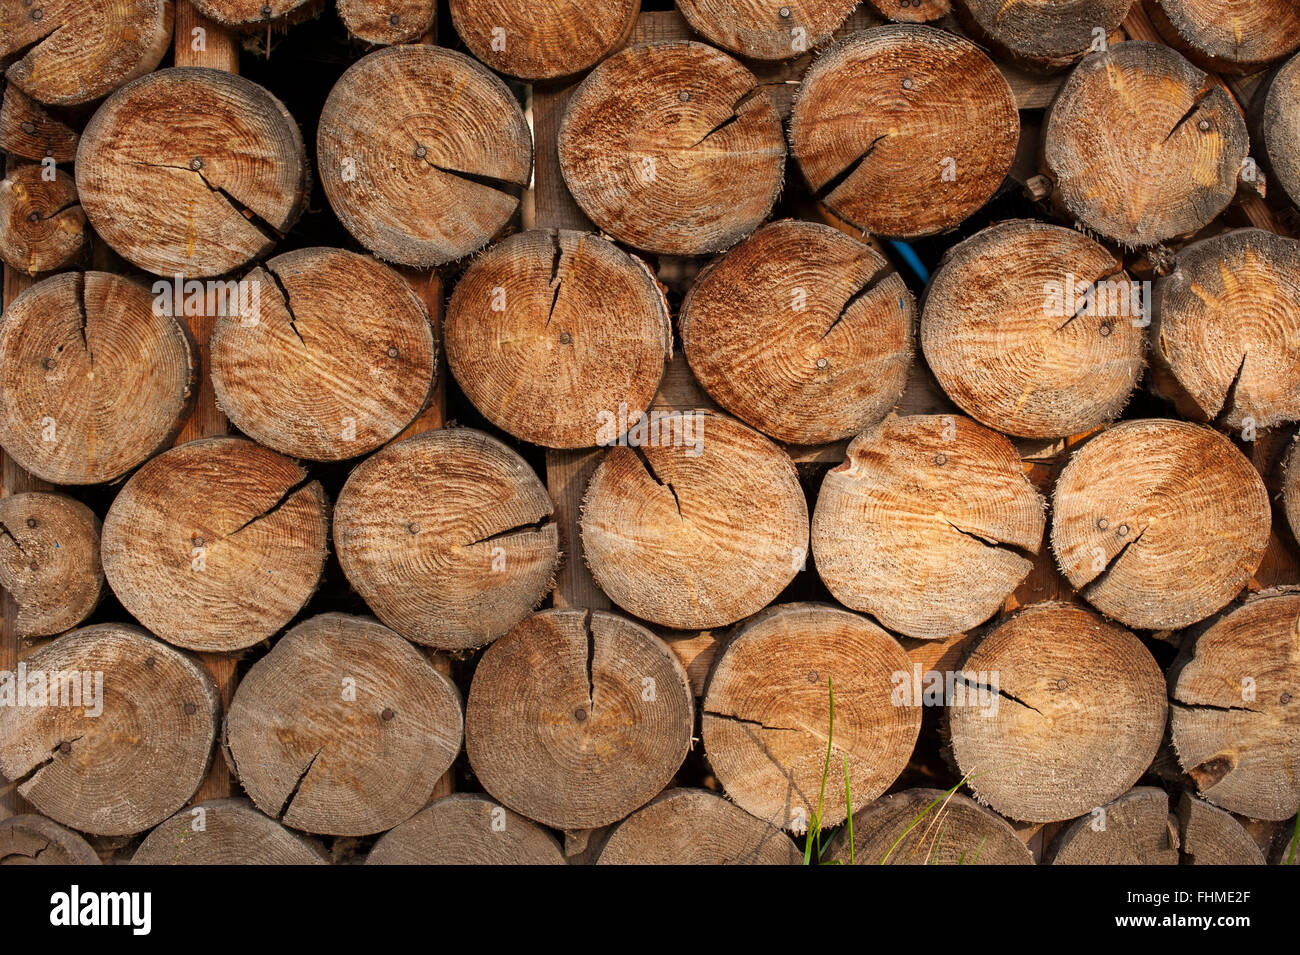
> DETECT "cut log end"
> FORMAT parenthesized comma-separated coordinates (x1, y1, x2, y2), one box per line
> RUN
(789, 25, 1019, 239)
(0, 86, 78, 163)
(0, 492, 103, 638)
(211, 247, 439, 461)
(922, 219, 1144, 439)
(449, 0, 639, 79)
(445, 229, 671, 449)
(337, 0, 438, 45)
(1051, 419, 1269, 629)
(318, 45, 531, 267)
(1176, 793, 1267, 864)
(366, 793, 565, 865)
(812, 414, 1045, 640)
(676, 0, 860, 60)
(681, 219, 917, 445)
(1044, 41, 1249, 247)
(466, 609, 694, 830)
(0, 272, 198, 486)
(191, 0, 317, 27)
(1148, 0, 1300, 73)
(580, 412, 809, 629)
(558, 41, 786, 256)
(948, 602, 1167, 823)
(702, 603, 920, 831)
(101, 437, 329, 652)
(0, 814, 101, 865)
(335, 428, 558, 650)
(1046, 787, 1180, 865)
(0, 164, 86, 276)
(76, 67, 307, 278)
(130, 798, 329, 864)
(225, 614, 464, 836)
(1170, 590, 1300, 821)
(867, 0, 951, 24)
(826, 787, 1034, 864)
(956, 0, 1133, 68)
(0, 624, 219, 836)
(597, 788, 800, 864)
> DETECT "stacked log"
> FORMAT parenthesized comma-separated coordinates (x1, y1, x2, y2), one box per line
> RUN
(1, 0, 1298, 871)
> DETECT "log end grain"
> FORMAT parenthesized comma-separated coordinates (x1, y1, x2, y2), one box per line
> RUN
(812, 413, 1045, 640)
(922, 219, 1144, 439)
(558, 41, 786, 256)
(0, 624, 219, 836)
(826, 787, 1034, 864)
(101, 437, 329, 652)
(445, 229, 671, 449)
(1044, 41, 1249, 247)
(597, 787, 800, 864)
(0, 271, 198, 485)
(466, 609, 694, 830)
(192, 0, 317, 27)
(580, 412, 809, 629)
(337, 0, 437, 45)
(956, 0, 1133, 69)
(334, 428, 559, 650)
(225, 613, 464, 836)
(1051, 420, 1269, 629)
(366, 793, 566, 865)
(318, 45, 532, 267)
(1046, 787, 1180, 864)
(1176, 792, 1266, 864)
(449, 0, 639, 79)
(0, 85, 78, 163)
(948, 602, 1167, 823)
(0, 492, 103, 638)
(1169, 590, 1300, 821)
(1152, 229, 1300, 431)
(211, 247, 438, 460)
(789, 25, 1018, 238)
(1147, 0, 1300, 73)
(0, 163, 86, 275)
(681, 219, 916, 445)
(701, 603, 920, 831)
(130, 797, 330, 864)
(0, 814, 101, 865)
(676, 0, 859, 61)
(76, 67, 307, 278)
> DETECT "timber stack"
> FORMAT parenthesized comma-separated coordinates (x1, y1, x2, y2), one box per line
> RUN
(0, 0, 1296, 868)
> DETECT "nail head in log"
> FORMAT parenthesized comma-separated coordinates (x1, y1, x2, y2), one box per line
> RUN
(702, 603, 920, 831)
(465, 609, 694, 830)
(597, 787, 800, 865)
(225, 614, 464, 836)
(1046, 787, 1180, 865)
(0, 0, 173, 106)
(0, 86, 78, 163)
(954, 0, 1132, 69)
(131, 798, 329, 864)
(0, 272, 198, 486)
(338, 0, 437, 45)
(580, 412, 808, 629)
(335, 428, 558, 650)
(449, 0, 639, 79)
(825, 788, 1033, 865)
(101, 437, 329, 653)
(0, 623, 219, 836)
(948, 602, 1167, 823)
(1176, 793, 1266, 864)
(211, 247, 438, 461)
(1251, 52, 1300, 211)
(0, 492, 103, 639)
(191, 0, 316, 27)
(788, 25, 1018, 239)
(1044, 42, 1249, 248)
(922, 220, 1144, 439)
(812, 414, 1044, 640)
(77, 68, 307, 278)
(1147, 0, 1300, 73)
(681, 219, 916, 445)
(0, 163, 86, 276)
(558, 41, 785, 256)
(318, 45, 531, 268)
(445, 229, 671, 449)
(0, 814, 101, 865)
(1050, 419, 1269, 629)
(366, 793, 565, 865)
(1151, 229, 1300, 431)
(675, 0, 858, 61)
(1169, 590, 1300, 821)
(866, 0, 950, 23)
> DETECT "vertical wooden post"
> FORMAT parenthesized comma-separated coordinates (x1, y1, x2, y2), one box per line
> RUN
(172, 2, 241, 805)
